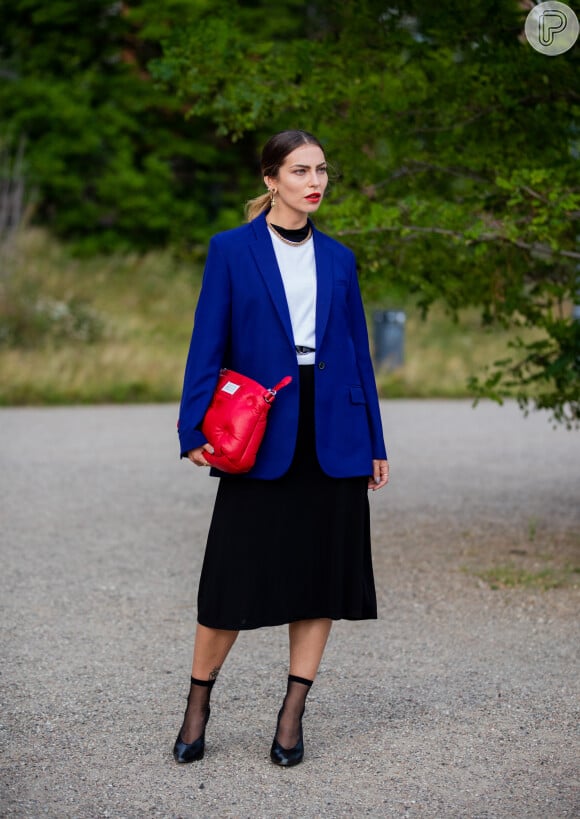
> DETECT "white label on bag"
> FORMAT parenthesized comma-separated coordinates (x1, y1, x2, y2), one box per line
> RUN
(221, 380, 241, 395)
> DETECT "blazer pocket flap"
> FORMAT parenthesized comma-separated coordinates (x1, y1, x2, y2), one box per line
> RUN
(350, 386, 366, 405)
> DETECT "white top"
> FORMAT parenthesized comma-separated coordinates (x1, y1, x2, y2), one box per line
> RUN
(269, 231, 317, 365)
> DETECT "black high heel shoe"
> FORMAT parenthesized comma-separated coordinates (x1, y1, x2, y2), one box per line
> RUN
(173, 706, 210, 763)
(270, 707, 305, 767)
(173, 676, 215, 764)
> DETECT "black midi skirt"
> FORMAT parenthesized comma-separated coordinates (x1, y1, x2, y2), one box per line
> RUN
(197, 365, 377, 630)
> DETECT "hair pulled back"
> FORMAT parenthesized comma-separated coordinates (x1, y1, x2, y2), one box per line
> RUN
(245, 130, 325, 222)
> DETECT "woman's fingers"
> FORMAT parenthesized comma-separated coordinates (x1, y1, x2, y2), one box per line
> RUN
(369, 459, 389, 491)
(188, 445, 212, 467)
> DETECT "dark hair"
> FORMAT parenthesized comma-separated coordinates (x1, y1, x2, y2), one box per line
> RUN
(245, 130, 325, 221)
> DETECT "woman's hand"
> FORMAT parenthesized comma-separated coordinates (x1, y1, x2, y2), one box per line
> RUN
(187, 444, 214, 467)
(368, 459, 389, 491)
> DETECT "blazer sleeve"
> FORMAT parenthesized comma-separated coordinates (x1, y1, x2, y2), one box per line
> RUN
(178, 237, 232, 457)
(346, 256, 388, 461)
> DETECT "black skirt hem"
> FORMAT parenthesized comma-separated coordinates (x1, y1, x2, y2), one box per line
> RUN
(197, 611, 378, 632)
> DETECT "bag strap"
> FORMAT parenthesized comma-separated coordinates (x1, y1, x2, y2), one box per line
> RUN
(264, 375, 292, 404)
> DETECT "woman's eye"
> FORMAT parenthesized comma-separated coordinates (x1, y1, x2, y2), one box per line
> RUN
(293, 169, 305, 174)
(318, 167, 327, 174)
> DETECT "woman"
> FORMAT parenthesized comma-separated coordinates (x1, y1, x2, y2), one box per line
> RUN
(174, 129, 389, 767)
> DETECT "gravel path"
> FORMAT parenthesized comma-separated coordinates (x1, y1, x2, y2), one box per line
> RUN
(1, 401, 578, 818)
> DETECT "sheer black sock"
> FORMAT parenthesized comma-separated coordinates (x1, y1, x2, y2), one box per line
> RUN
(275, 674, 313, 750)
(178, 677, 215, 744)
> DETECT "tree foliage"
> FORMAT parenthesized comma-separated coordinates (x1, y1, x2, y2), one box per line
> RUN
(1, 0, 578, 422)
(154, 0, 580, 425)
(0, 0, 254, 250)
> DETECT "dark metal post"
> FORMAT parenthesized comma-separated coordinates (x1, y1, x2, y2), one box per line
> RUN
(372, 309, 406, 370)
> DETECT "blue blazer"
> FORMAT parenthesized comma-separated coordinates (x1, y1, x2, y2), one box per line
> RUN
(178, 211, 387, 479)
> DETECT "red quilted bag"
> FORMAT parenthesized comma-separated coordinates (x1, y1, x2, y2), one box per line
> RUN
(201, 369, 292, 474)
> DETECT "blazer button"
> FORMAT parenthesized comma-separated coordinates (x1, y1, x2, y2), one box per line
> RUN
(318, 361, 326, 370)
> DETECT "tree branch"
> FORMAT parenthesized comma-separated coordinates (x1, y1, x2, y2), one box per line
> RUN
(367, 161, 489, 191)
(335, 224, 580, 260)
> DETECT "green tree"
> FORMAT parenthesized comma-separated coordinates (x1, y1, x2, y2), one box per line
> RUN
(153, 0, 580, 425)
(0, 0, 252, 250)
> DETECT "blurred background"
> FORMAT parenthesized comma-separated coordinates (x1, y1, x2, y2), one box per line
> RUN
(0, 0, 578, 425)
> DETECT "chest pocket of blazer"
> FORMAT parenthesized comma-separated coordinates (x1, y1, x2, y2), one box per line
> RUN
(350, 386, 366, 404)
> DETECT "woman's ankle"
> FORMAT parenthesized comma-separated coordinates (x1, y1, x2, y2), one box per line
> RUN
(179, 676, 216, 744)
(275, 675, 313, 749)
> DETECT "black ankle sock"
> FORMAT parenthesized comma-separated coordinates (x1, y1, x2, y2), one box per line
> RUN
(190, 676, 215, 688)
(288, 674, 314, 688)
(275, 674, 314, 750)
(179, 676, 216, 744)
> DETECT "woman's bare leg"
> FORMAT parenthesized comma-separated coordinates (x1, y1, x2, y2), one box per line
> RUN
(191, 624, 239, 681)
(288, 618, 332, 679)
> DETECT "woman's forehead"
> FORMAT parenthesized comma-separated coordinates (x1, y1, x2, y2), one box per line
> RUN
(282, 144, 326, 167)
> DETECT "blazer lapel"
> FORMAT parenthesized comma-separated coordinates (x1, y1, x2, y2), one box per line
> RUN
(248, 213, 334, 353)
(249, 214, 295, 348)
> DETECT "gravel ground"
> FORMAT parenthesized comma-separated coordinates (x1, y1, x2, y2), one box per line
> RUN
(1, 400, 578, 819)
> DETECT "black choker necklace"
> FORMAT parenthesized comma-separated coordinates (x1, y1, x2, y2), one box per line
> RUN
(268, 222, 311, 246)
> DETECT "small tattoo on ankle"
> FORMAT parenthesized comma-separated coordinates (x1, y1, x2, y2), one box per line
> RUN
(209, 666, 221, 681)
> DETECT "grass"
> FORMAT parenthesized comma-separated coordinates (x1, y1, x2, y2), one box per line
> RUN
(473, 565, 573, 591)
(0, 228, 537, 405)
(461, 525, 580, 591)
(0, 229, 198, 404)
(374, 307, 537, 399)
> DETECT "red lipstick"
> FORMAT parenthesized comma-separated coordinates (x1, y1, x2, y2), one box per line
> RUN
(305, 193, 321, 202)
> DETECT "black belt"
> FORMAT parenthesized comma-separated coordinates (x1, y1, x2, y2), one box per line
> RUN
(295, 345, 316, 355)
